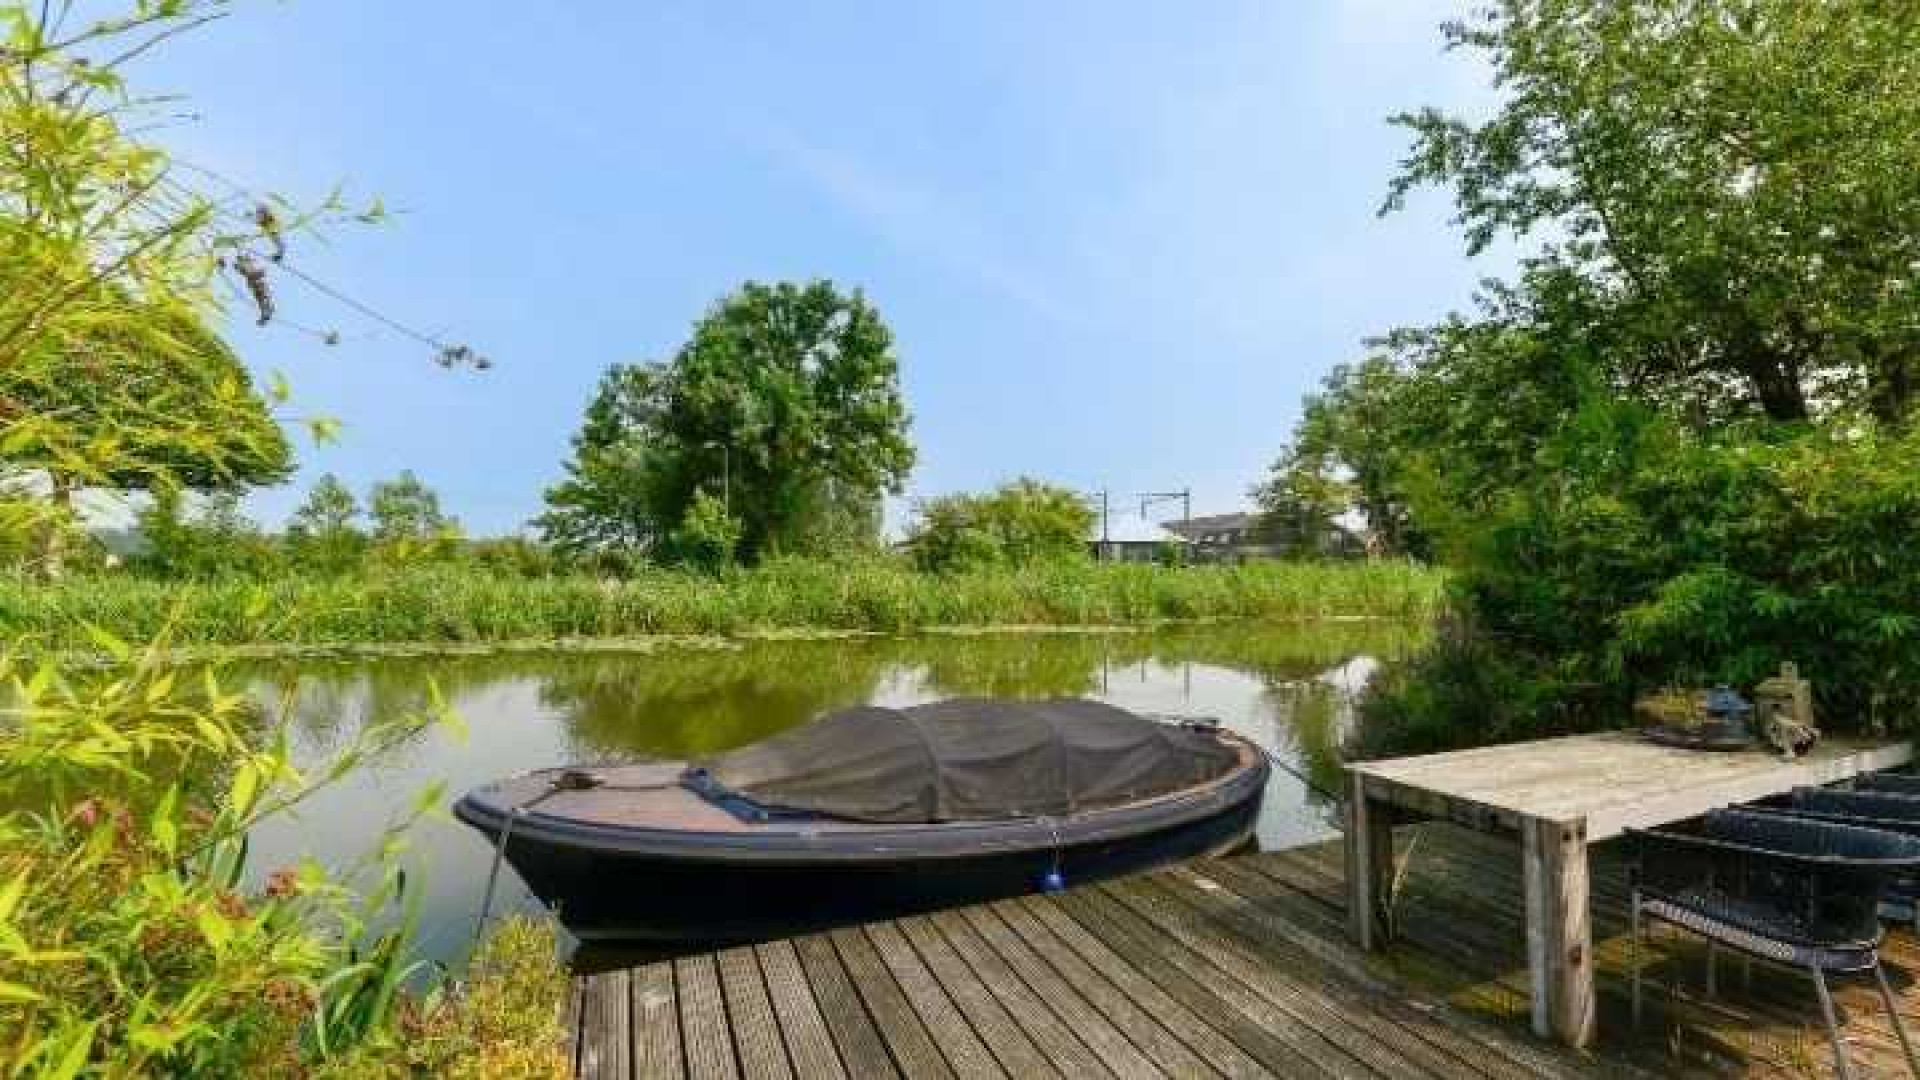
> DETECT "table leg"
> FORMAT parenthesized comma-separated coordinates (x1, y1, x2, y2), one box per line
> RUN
(1523, 818, 1594, 1048)
(1345, 772, 1394, 949)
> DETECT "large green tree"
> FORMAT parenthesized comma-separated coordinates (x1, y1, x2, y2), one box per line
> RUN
(0, 300, 293, 576)
(284, 472, 367, 574)
(540, 280, 914, 563)
(1385, 0, 1920, 425)
(369, 470, 455, 542)
(1284, 1, 1920, 752)
(536, 363, 675, 557)
(1255, 356, 1425, 559)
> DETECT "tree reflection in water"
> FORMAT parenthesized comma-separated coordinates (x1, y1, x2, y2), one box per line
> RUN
(236, 619, 1422, 965)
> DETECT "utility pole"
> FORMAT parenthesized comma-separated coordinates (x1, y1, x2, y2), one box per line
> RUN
(1138, 487, 1192, 564)
(1138, 488, 1191, 531)
(1084, 489, 1112, 561)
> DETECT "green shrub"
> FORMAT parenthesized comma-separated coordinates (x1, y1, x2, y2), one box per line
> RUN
(904, 479, 1095, 572)
(1355, 413, 1920, 756)
(0, 635, 566, 1075)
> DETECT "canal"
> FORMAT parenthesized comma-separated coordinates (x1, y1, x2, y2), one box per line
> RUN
(240, 620, 1417, 966)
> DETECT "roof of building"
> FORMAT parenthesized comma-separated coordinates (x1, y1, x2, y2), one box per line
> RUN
(1160, 512, 1260, 537)
(1092, 516, 1188, 545)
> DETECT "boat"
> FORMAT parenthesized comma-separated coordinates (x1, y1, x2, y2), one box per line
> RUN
(454, 698, 1270, 943)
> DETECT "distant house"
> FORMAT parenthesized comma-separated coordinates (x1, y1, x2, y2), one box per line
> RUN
(1160, 511, 1363, 563)
(1088, 516, 1189, 564)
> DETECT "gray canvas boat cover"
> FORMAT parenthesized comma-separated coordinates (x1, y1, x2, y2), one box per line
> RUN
(697, 698, 1241, 824)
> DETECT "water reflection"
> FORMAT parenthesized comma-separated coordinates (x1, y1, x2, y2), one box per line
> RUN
(241, 620, 1417, 965)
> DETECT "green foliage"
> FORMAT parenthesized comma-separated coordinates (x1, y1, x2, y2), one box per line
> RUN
(0, 633, 520, 1075)
(539, 280, 914, 563)
(464, 536, 559, 579)
(285, 474, 369, 576)
(667, 489, 741, 573)
(365, 471, 461, 569)
(1257, 356, 1426, 558)
(0, 297, 294, 499)
(131, 489, 282, 581)
(314, 917, 569, 1079)
(1347, 616, 1601, 760)
(906, 478, 1094, 572)
(1386, 0, 1920, 424)
(0, 559, 1449, 648)
(1275, 1, 1920, 754)
(368, 471, 455, 544)
(0, 5, 558, 1073)
(535, 364, 672, 558)
(0, 0, 312, 577)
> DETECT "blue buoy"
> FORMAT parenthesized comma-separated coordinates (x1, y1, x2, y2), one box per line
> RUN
(1040, 868, 1066, 893)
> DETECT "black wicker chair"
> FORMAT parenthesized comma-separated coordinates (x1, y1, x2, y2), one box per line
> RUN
(1630, 808, 1920, 1079)
(1859, 772, 1920, 798)
(1749, 786, 1920, 924)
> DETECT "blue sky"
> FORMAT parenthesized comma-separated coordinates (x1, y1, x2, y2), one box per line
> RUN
(138, 2, 1504, 537)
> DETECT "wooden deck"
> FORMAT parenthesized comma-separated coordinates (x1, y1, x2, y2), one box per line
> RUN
(566, 823, 1920, 1077)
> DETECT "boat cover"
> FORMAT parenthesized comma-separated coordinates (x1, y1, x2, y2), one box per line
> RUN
(694, 698, 1241, 824)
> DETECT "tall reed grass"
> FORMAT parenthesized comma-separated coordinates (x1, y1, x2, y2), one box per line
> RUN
(0, 558, 1447, 651)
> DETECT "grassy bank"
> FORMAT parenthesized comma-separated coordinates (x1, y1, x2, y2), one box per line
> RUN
(0, 558, 1445, 651)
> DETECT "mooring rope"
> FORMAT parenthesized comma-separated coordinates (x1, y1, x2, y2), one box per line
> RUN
(1253, 743, 1345, 808)
(471, 769, 606, 945)
(1041, 817, 1067, 892)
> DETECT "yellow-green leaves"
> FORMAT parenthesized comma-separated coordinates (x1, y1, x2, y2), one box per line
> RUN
(81, 622, 131, 663)
(150, 784, 180, 857)
(226, 760, 260, 819)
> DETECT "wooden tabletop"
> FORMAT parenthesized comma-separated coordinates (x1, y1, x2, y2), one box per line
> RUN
(1350, 731, 1913, 840)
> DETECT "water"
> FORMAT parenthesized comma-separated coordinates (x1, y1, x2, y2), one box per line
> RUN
(241, 620, 1414, 967)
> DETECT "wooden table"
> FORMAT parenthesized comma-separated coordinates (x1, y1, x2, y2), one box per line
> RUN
(1344, 732, 1913, 1049)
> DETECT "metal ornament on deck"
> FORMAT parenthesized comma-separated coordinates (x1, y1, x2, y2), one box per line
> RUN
(1754, 662, 1820, 761)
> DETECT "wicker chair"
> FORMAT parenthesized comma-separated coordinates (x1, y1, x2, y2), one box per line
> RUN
(1859, 772, 1920, 798)
(1749, 786, 1920, 924)
(1630, 808, 1920, 1079)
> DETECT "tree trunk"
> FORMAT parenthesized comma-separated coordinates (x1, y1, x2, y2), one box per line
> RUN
(41, 471, 72, 580)
(1870, 353, 1915, 426)
(1746, 356, 1810, 421)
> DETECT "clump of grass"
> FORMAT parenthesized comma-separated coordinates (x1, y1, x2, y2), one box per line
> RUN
(317, 917, 570, 1079)
(0, 557, 1447, 652)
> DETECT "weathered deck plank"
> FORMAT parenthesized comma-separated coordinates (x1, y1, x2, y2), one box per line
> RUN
(996, 897, 1224, 1079)
(1017, 896, 1272, 1079)
(631, 962, 684, 1080)
(578, 968, 632, 1080)
(1048, 886, 1338, 1077)
(895, 915, 1056, 1078)
(716, 947, 792, 1080)
(790, 934, 899, 1080)
(863, 921, 1005, 1079)
(562, 975, 584, 1077)
(959, 901, 1167, 1079)
(674, 954, 739, 1080)
(1116, 873, 1488, 1079)
(575, 823, 1920, 1078)
(829, 926, 956, 1080)
(924, 908, 1118, 1078)
(1069, 885, 1367, 1078)
(753, 940, 847, 1080)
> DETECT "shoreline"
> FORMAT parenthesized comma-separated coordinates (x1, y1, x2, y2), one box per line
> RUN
(39, 612, 1421, 666)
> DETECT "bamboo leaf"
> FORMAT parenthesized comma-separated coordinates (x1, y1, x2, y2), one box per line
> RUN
(227, 761, 259, 817)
